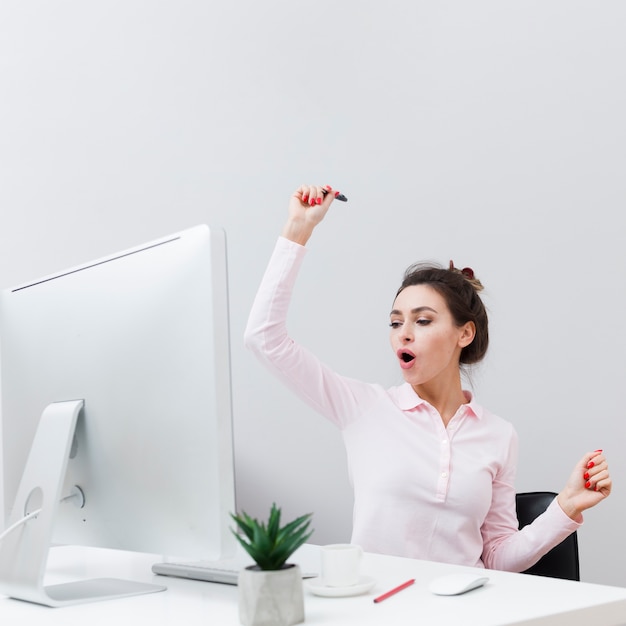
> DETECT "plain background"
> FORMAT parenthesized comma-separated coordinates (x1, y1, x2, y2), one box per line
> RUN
(0, 1, 624, 587)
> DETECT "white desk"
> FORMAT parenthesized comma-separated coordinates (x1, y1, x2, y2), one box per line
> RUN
(1, 544, 626, 625)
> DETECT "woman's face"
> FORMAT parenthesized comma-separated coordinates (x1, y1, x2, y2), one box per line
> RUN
(389, 284, 474, 387)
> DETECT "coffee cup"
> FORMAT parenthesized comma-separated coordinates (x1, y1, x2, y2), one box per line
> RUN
(320, 543, 362, 587)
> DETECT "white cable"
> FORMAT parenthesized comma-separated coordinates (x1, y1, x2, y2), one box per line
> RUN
(0, 488, 82, 545)
(0, 508, 43, 543)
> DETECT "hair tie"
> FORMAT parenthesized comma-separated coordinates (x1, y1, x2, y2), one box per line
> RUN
(449, 260, 475, 280)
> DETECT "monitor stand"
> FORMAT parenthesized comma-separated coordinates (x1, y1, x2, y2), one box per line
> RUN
(0, 400, 166, 607)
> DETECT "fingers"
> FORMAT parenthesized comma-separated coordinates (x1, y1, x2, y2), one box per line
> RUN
(295, 184, 340, 207)
(593, 471, 612, 497)
(295, 184, 323, 206)
(582, 450, 611, 495)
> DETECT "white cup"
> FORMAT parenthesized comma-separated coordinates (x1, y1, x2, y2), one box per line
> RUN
(320, 543, 362, 587)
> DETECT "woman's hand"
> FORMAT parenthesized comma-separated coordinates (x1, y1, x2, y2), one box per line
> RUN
(557, 450, 611, 521)
(281, 184, 339, 245)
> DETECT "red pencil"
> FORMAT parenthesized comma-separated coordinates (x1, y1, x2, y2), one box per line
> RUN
(373, 578, 415, 603)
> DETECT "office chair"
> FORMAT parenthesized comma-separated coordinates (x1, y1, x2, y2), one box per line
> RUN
(515, 491, 580, 581)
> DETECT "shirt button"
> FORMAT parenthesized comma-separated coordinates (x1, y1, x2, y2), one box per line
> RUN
(441, 472, 448, 478)
(442, 439, 448, 445)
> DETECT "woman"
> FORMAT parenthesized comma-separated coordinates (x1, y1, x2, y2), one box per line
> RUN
(244, 184, 612, 571)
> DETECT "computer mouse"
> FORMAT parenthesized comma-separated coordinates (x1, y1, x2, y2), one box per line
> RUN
(428, 573, 489, 596)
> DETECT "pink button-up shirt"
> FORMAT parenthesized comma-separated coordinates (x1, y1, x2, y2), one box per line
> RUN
(244, 237, 580, 571)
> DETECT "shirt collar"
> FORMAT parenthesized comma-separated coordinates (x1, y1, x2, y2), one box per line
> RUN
(395, 383, 484, 419)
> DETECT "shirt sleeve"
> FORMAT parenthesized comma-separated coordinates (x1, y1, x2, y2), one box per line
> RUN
(481, 429, 582, 571)
(244, 237, 376, 428)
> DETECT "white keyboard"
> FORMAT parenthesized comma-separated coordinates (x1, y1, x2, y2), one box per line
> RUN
(152, 560, 318, 585)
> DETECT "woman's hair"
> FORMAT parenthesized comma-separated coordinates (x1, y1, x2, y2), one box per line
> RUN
(395, 261, 489, 365)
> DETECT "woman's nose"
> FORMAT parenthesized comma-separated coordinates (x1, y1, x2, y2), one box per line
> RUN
(400, 324, 413, 342)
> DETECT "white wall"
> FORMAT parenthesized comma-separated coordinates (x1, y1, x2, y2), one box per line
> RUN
(1, 1, 624, 586)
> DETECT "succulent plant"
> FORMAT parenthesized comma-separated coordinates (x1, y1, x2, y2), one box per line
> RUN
(230, 503, 313, 571)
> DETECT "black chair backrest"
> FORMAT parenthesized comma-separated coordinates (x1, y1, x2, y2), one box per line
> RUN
(515, 491, 580, 581)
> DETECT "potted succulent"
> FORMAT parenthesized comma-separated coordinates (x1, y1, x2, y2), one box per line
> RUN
(231, 503, 313, 626)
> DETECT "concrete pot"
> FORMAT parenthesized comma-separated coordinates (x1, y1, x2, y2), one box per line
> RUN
(238, 563, 305, 626)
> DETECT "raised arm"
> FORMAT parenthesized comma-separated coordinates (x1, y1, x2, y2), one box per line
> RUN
(244, 183, 374, 428)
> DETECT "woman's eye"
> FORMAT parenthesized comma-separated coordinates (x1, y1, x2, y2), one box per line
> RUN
(389, 321, 402, 329)
(416, 318, 432, 326)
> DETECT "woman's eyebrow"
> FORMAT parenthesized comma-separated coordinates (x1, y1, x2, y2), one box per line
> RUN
(390, 306, 438, 316)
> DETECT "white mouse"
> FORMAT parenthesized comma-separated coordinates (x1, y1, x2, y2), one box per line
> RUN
(428, 573, 489, 596)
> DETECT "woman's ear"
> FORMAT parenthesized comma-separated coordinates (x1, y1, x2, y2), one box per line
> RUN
(458, 321, 476, 348)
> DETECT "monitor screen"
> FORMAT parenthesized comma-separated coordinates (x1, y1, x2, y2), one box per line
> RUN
(0, 224, 237, 605)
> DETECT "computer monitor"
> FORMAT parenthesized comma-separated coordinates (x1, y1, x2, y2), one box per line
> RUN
(0, 224, 237, 606)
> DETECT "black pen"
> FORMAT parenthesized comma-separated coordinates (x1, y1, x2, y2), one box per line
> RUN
(321, 188, 348, 202)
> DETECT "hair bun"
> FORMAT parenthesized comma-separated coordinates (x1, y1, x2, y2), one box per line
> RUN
(449, 260, 484, 292)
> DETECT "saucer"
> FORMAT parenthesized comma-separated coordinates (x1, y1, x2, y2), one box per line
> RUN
(305, 575, 377, 597)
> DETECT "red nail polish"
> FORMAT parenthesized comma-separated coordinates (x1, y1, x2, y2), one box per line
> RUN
(584, 472, 589, 480)
(334, 191, 340, 198)
(587, 461, 595, 469)
(302, 195, 308, 202)
(585, 481, 591, 489)
(316, 197, 322, 204)
(324, 185, 332, 190)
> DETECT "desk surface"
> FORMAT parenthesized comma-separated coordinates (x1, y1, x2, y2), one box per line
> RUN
(1, 544, 626, 625)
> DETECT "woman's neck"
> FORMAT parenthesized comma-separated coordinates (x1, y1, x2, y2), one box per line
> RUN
(413, 375, 468, 426)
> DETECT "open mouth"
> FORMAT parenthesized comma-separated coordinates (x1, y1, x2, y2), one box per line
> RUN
(397, 349, 416, 367)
